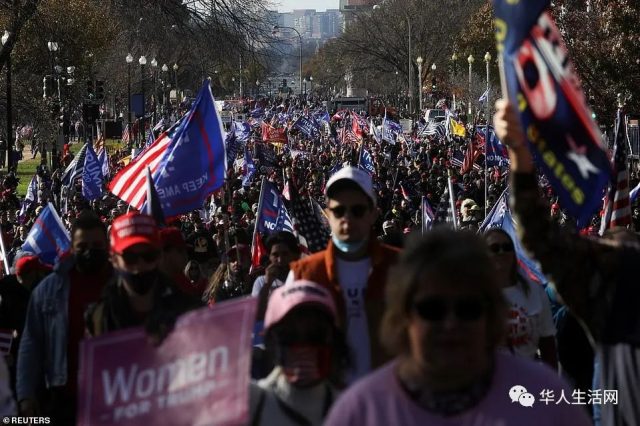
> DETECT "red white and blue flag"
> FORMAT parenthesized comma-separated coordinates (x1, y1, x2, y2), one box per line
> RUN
(110, 80, 227, 217)
(600, 109, 631, 234)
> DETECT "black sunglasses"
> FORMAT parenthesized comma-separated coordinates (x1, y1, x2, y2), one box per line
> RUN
(121, 250, 160, 265)
(413, 296, 486, 322)
(328, 204, 368, 219)
(488, 242, 514, 254)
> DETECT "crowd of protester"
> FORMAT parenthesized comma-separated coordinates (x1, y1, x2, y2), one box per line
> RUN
(0, 92, 637, 425)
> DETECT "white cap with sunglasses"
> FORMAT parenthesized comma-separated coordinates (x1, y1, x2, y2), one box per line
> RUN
(325, 166, 376, 206)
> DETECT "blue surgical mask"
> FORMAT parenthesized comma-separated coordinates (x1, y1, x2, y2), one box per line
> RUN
(332, 234, 367, 254)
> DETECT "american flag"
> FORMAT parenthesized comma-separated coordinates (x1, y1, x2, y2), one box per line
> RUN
(600, 109, 631, 233)
(289, 190, 331, 254)
(122, 124, 130, 144)
(108, 123, 176, 210)
(460, 138, 482, 175)
(61, 143, 88, 188)
(421, 196, 435, 233)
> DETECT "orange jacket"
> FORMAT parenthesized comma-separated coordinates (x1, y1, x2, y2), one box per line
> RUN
(289, 237, 400, 368)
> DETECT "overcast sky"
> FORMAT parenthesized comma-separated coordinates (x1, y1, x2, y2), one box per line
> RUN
(277, 0, 340, 12)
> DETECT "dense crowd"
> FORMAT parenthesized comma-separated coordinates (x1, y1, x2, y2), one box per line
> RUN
(0, 92, 637, 425)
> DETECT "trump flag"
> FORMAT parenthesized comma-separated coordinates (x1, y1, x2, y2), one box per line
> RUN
(493, 0, 611, 225)
(21, 203, 71, 265)
(111, 80, 227, 217)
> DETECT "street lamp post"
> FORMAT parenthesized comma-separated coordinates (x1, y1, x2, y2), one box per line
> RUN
(161, 64, 168, 113)
(126, 53, 133, 146)
(416, 56, 423, 113)
(139, 56, 146, 146)
(2, 31, 12, 169)
(451, 52, 458, 110)
(151, 58, 157, 126)
(467, 54, 474, 117)
(394, 70, 398, 106)
(431, 63, 436, 107)
(173, 63, 179, 104)
(484, 51, 491, 216)
(407, 17, 412, 115)
(273, 25, 302, 96)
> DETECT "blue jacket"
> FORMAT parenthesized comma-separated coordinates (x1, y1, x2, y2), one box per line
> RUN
(16, 255, 75, 401)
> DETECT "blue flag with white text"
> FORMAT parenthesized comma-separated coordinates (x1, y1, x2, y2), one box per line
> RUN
(143, 80, 227, 217)
(81, 144, 104, 201)
(359, 148, 376, 175)
(493, 0, 611, 225)
(256, 180, 294, 235)
(21, 203, 70, 265)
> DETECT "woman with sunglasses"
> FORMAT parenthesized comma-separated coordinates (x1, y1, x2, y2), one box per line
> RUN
(484, 229, 558, 369)
(248, 280, 349, 426)
(325, 230, 590, 426)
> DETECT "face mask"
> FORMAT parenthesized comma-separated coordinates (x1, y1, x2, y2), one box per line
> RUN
(76, 248, 108, 272)
(279, 345, 332, 388)
(118, 269, 159, 295)
(332, 234, 367, 254)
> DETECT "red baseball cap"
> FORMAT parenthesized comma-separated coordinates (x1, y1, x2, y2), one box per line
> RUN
(15, 256, 52, 277)
(110, 212, 160, 254)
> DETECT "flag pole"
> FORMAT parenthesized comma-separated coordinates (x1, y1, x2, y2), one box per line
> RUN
(249, 177, 267, 273)
(447, 169, 459, 230)
(485, 55, 491, 218)
(0, 224, 9, 275)
(421, 195, 425, 235)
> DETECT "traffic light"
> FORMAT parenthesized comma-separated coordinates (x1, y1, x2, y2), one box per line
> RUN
(86, 80, 95, 99)
(43, 75, 55, 98)
(95, 80, 105, 101)
(431, 77, 436, 91)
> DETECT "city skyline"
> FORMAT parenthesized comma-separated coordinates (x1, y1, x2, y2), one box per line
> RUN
(277, 0, 340, 12)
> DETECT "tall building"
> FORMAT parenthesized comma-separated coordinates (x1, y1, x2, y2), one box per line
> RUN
(340, 0, 379, 29)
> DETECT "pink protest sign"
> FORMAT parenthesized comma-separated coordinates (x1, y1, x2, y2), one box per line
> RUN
(77, 297, 257, 426)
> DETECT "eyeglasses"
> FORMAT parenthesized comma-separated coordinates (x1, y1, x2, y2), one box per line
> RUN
(488, 242, 514, 254)
(328, 204, 368, 219)
(121, 250, 160, 265)
(413, 296, 486, 322)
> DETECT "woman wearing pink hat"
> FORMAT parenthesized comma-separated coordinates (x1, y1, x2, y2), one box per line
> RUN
(248, 280, 349, 426)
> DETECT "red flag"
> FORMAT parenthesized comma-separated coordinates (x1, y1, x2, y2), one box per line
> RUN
(250, 231, 267, 273)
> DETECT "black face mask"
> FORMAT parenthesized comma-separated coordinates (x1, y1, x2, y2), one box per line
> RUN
(119, 269, 160, 295)
(76, 248, 109, 272)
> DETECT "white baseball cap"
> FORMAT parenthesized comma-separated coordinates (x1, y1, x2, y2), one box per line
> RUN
(325, 166, 376, 205)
